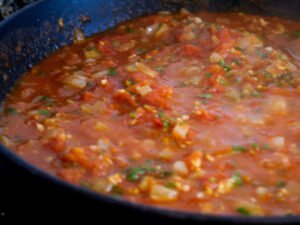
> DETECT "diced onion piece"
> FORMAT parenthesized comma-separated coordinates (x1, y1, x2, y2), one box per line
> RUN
(194, 17, 202, 24)
(136, 85, 152, 96)
(270, 136, 285, 149)
(63, 75, 87, 89)
(97, 139, 110, 151)
(84, 48, 100, 59)
(256, 186, 268, 197)
(0, 135, 12, 146)
(73, 28, 85, 43)
(92, 70, 108, 78)
(136, 62, 158, 78)
(108, 173, 123, 185)
(158, 148, 175, 160)
(287, 62, 297, 72)
(225, 88, 240, 102)
(211, 35, 220, 45)
(238, 34, 263, 50)
(181, 66, 201, 77)
(94, 122, 109, 131)
(145, 23, 159, 35)
(185, 151, 202, 171)
(180, 8, 191, 15)
(126, 64, 137, 73)
(260, 18, 268, 26)
(210, 52, 223, 63)
(91, 178, 112, 193)
(269, 97, 287, 115)
(116, 40, 137, 52)
(158, 11, 171, 16)
(73, 70, 86, 77)
(42, 128, 66, 152)
(217, 178, 235, 194)
(236, 201, 264, 216)
(172, 161, 189, 176)
(139, 176, 155, 192)
(172, 121, 190, 140)
(150, 184, 178, 202)
(154, 23, 169, 39)
(181, 29, 196, 41)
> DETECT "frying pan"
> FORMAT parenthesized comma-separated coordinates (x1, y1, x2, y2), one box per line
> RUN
(1, 0, 300, 224)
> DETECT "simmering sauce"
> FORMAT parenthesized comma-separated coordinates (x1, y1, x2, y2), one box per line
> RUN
(1, 10, 300, 216)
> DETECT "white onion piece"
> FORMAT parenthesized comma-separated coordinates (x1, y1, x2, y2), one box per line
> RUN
(269, 97, 287, 115)
(136, 85, 152, 96)
(136, 62, 158, 78)
(172, 161, 189, 176)
(172, 122, 190, 140)
(158, 148, 174, 160)
(150, 185, 178, 202)
(210, 52, 223, 63)
(270, 136, 285, 149)
(63, 75, 87, 89)
(145, 23, 159, 35)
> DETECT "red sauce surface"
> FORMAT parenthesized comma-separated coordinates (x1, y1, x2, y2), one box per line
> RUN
(1, 11, 300, 216)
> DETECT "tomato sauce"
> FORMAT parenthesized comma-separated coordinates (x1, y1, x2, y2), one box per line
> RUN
(1, 10, 300, 216)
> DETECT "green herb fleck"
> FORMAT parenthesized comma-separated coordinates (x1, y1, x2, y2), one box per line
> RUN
(125, 79, 135, 87)
(126, 28, 134, 33)
(233, 59, 240, 65)
(217, 77, 228, 86)
(256, 49, 267, 58)
(205, 73, 212, 78)
(158, 111, 165, 118)
(162, 120, 170, 129)
(234, 46, 242, 51)
(232, 146, 247, 153)
(125, 163, 172, 182)
(199, 93, 213, 99)
(276, 181, 286, 188)
(289, 30, 300, 38)
(38, 109, 50, 116)
(80, 181, 90, 188)
(126, 167, 148, 182)
(263, 72, 273, 79)
(38, 70, 47, 77)
(236, 207, 251, 216)
(136, 48, 146, 54)
(262, 144, 270, 150)
(232, 171, 244, 187)
(155, 66, 165, 74)
(129, 111, 136, 119)
(39, 96, 55, 106)
(157, 170, 172, 179)
(108, 67, 117, 76)
(6, 107, 18, 115)
(111, 185, 123, 195)
(219, 59, 232, 72)
(165, 181, 176, 189)
(157, 111, 173, 130)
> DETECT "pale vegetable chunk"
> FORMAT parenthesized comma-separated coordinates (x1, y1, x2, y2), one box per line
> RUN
(270, 136, 285, 149)
(62, 75, 87, 89)
(172, 161, 189, 176)
(172, 121, 190, 140)
(136, 85, 153, 96)
(150, 184, 178, 202)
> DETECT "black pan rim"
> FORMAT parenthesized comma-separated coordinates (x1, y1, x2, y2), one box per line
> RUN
(0, 0, 300, 223)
